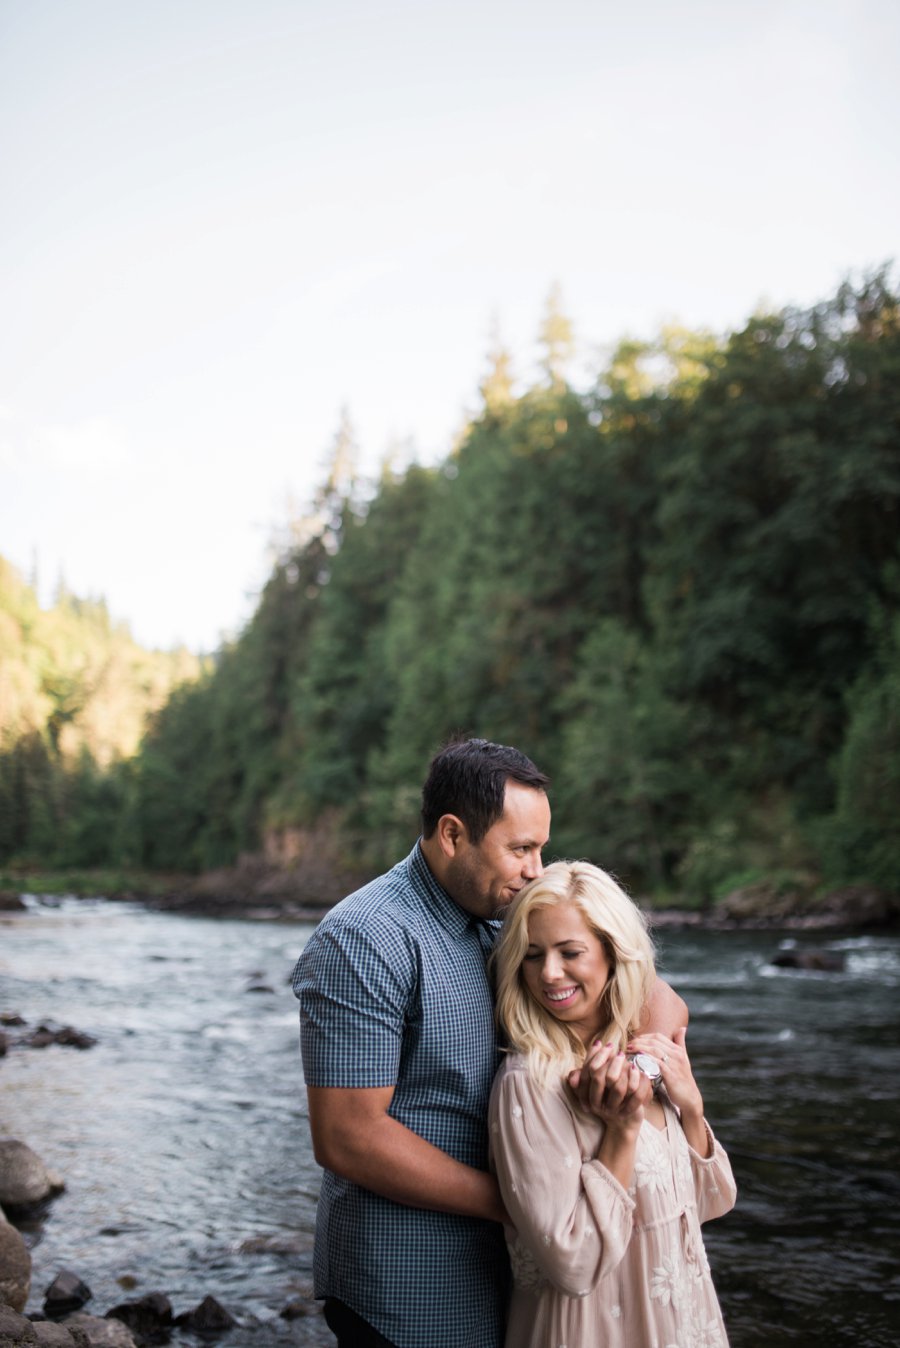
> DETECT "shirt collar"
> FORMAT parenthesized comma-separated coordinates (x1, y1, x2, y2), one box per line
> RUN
(406, 840, 474, 940)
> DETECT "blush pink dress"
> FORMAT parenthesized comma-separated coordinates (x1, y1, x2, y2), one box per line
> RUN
(489, 1054, 736, 1348)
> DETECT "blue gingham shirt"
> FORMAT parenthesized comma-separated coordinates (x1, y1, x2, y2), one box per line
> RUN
(292, 843, 509, 1348)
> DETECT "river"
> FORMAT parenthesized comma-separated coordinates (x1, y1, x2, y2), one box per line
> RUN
(1, 897, 898, 1347)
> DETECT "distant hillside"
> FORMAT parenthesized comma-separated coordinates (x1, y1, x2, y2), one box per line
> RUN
(0, 556, 202, 863)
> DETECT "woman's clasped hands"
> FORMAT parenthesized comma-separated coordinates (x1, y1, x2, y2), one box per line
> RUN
(625, 1025, 703, 1119)
(567, 1041, 653, 1132)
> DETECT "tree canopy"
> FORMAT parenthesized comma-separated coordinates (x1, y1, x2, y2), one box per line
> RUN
(2, 270, 898, 901)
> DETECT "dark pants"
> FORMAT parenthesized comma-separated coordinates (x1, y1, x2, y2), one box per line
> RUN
(323, 1299, 399, 1348)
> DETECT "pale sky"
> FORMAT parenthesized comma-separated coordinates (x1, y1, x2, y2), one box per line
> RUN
(2, 0, 897, 651)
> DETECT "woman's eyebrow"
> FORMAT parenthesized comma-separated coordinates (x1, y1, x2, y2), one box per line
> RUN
(525, 938, 586, 949)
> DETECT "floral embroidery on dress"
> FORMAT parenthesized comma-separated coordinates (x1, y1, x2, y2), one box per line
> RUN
(508, 1236, 545, 1291)
(634, 1146, 670, 1196)
(495, 1060, 733, 1348)
(674, 1138, 693, 1190)
(649, 1250, 689, 1310)
(679, 1299, 728, 1348)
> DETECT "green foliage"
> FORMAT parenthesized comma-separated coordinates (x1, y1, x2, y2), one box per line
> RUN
(0, 560, 200, 867)
(552, 621, 698, 887)
(3, 270, 899, 898)
(823, 585, 900, 888)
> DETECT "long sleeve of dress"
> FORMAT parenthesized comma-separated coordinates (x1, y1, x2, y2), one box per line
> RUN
(686, 1119, 738, 1225)
(488, 1059, 635, 1296)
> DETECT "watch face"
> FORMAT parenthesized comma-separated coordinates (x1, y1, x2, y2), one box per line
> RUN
(629, 1052, 662, 1082)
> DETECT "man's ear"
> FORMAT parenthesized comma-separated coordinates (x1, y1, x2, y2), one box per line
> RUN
(436, 812, 466, 857)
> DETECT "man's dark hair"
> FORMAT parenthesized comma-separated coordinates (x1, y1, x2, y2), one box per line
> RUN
(421, 737, 550, 843)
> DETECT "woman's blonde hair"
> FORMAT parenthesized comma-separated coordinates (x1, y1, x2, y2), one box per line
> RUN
(492, 860, 656, 1088)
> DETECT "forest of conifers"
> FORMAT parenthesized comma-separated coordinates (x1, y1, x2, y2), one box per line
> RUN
(2, 271, 898, 904)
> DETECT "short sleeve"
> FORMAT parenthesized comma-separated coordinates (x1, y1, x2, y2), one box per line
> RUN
(489, 1062, 635, 1296)
(293, 915, 417, 1089)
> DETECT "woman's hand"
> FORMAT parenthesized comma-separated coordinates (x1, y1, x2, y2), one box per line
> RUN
(626, 1026, 708, 1150)
(568, 1042, 652, 1133)
(569, 1043, 652, 1188)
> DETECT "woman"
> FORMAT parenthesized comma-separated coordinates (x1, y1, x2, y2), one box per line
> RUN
(489, 860, 735, 1348)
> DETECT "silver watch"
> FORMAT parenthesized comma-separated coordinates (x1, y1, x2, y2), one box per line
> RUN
(626, 1051, 663, 1091)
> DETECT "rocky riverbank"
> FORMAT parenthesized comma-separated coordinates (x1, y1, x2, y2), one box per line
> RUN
(651, 879, 900, 930)
(3, 860, 898, 930)
(0, 1134, 322, 1346)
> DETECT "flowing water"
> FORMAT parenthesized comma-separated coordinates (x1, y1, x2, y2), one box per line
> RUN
(1, 897, 898, 1347)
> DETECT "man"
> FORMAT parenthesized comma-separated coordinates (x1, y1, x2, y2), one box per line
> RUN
(292, 737, 686, 1348)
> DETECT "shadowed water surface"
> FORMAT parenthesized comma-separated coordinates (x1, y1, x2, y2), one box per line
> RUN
(1, 899, 898, 1346)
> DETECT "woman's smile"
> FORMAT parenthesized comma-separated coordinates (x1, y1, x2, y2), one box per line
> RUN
(523, 901, 612, 1045)
(545, 985, 579, 1004)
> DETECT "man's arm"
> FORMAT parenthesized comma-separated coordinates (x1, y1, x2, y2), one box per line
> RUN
(306, 1085, 506, 1223)
(639, 974, 689, 1036)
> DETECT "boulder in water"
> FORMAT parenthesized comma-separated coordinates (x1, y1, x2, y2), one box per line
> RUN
(22, 1026, 97, 1052)
(56, 1314, 136, 1347)
(0, 1304, 39, 1343)
(174, 1295, 236, 1333)
(31, 1320, 91, 1346)
(0, 1209, 31, 1312)
(104, 1293, 172, 1343)
(0, 1141, 65, 1211)
(43, 1272, 92, 1319)
(770, 946, 845, 972)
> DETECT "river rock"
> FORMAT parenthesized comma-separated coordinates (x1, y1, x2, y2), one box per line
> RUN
(43, 1273, 91, 1319)
(174, 1296, 236, 1333)
(103, 1294, 172, 1343)
(0, 1142, 65, 1211)
(0, 1034, 7, 1059)
(770, 947, 846, 972)
(0, 1303, 39, 1344)
(31, 1321, 91, 1347)
(0, 1210, 31, 1312)
(0, 893, 26, 912)
(55, 1316, 136, 1348)
(22, 1027, 96, 1052)
(279, 1297, 321, 1320)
